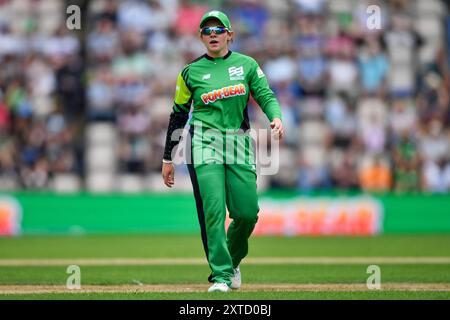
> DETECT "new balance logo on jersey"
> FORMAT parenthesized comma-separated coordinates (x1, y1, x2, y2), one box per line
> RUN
(228, 66, 244, 80)
(201, 84, 246, 104)
(202, 74, 211, 80)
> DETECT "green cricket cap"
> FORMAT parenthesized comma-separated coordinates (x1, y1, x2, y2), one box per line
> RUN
(199, 10, 232, 31)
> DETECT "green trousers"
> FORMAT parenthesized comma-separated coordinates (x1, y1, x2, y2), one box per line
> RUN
(187, 127, 259, 286)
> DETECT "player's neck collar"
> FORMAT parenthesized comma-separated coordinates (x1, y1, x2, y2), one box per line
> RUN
(204, 50, 232, 61)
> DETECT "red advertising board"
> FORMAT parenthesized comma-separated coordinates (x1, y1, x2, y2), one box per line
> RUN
(227, 197, 383, 236)
(0, 196, 22, 236)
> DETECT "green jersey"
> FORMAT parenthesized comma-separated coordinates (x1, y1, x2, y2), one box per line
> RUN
(172, 51, 282, 133)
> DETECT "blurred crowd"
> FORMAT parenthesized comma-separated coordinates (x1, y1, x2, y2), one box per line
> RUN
(0, 0, 84, 190)
(0, 0, 449, 193)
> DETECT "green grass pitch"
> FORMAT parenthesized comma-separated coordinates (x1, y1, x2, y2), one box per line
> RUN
(0, 234, 449, 299)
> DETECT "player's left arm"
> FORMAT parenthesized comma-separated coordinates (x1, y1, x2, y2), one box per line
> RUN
(248, 59, 284, 139)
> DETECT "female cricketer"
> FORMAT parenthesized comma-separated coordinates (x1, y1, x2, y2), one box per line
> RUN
(162, 10, 284, 292)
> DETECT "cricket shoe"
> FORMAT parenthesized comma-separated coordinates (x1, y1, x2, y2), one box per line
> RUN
(230, 266, 241, 289)
(208, 282, 230, 292)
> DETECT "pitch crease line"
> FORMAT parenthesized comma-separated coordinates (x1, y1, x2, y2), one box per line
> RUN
(0, 257, 450, 266)
(0, 283, 450, 294)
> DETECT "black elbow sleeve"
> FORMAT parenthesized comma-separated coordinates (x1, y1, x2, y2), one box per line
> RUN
(163, 112, 189, 161)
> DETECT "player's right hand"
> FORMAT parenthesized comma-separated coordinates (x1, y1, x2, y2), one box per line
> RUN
(162, 162, 175, 188)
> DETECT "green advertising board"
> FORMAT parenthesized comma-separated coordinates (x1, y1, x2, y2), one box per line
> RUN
(0, 191, 449, 235)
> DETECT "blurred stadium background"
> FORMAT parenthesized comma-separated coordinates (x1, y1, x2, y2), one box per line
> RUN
(0, 0, 449, 300)
(0, 0, 449, 237)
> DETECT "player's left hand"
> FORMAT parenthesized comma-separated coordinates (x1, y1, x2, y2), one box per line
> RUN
(270, 118, 284, 140)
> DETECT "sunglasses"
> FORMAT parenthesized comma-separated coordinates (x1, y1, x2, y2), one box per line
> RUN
(200, 26, 228, 35)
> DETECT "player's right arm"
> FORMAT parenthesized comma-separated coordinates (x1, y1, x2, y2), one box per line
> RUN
(162, 69, 192, 187)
